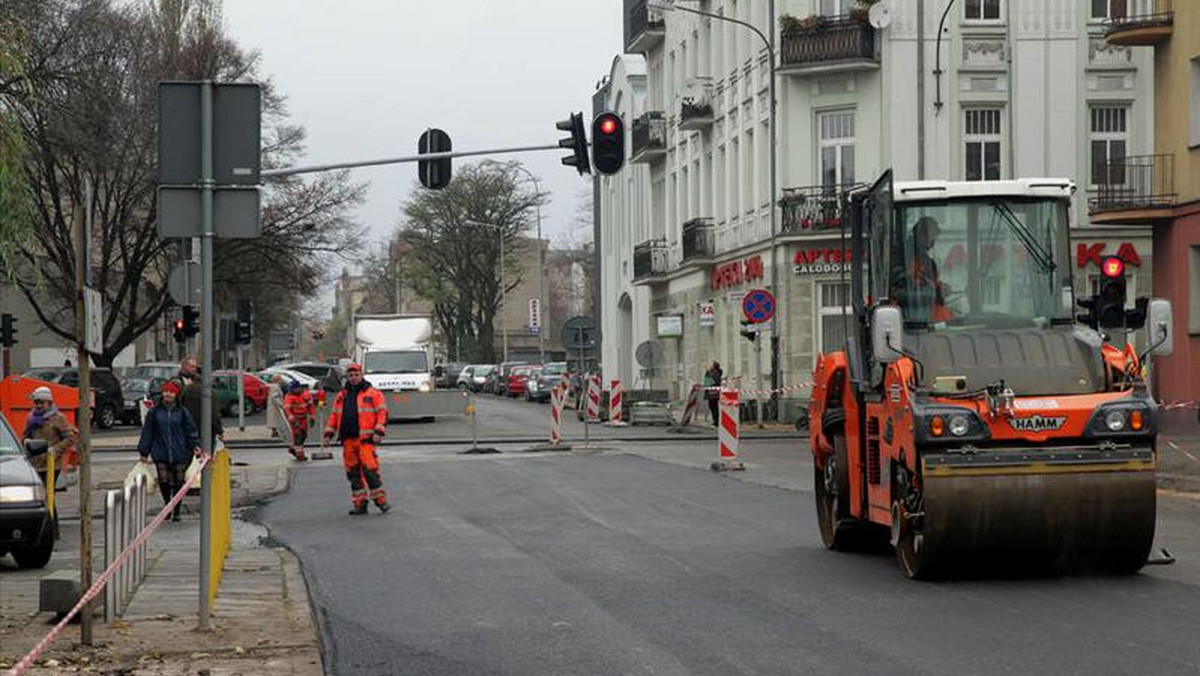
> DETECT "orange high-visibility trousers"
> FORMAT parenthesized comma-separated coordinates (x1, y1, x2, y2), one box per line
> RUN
(341, 438, 387, 508)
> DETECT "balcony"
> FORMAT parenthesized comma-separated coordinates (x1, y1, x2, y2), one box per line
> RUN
(1104, 0, 1173, 46)
(633, 239, 670, 283)
(1089, 154, 1176, 224)
(631, 111, 667, 164)
(626, 0, 665, 53)
(679, 79, 714, 132)
(680, 218, 715, 265)
(780, 184, 858, 234)
(779, 16, 878, 76)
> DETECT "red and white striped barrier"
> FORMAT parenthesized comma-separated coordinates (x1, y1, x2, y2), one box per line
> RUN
(677, 384, 702, 427)
(550, 384, 564, 446)
(719, 388, 740, 459)
(586, 374, 601, 423)
(7, 455, 212, 676)
(608, 379, 625, 425)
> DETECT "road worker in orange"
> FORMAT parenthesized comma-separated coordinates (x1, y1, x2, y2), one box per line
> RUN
(283, 381, 315, 461)
(322, 363, 391, 514)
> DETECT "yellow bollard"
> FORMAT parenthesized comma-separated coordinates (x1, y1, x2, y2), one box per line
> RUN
(45, 451, 55, 518)
(205, 448, 233, 606)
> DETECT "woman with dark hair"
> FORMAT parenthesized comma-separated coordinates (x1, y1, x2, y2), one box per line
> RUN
(703, 362, 723, 426)
(137, 381, 200, 521)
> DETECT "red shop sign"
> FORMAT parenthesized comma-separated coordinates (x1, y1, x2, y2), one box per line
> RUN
(792, 247, 852, 274)
(1077, 242, 1141, 268)
(710, 255, 765, 291)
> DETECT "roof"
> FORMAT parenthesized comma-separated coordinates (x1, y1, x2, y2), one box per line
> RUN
(892, 178, 1076, 203)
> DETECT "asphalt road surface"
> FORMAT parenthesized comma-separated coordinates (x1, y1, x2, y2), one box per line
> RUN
(256, 446, 1200, 676)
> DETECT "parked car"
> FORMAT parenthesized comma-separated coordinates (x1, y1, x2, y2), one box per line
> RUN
(491, 362, 527, 396)
(460, 365, 494, 392)
(507, 365, 539, 399)
(275, 362, 341, 387)
(214, 371, 267, 415)
(434, 362, 466, 389)
(118, 376, 163, 424)
(260, 369, 320, 393)
(23, 367, 124, 429)
(0, 414, 56, 568)
(526, 362, 568, 403)
(125, 362, 179, 381)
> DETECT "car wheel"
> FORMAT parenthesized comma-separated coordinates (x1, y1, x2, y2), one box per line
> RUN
(12, 533, 54, 569)
(242, 399, 255, 415)
(97, 403, 117, 429)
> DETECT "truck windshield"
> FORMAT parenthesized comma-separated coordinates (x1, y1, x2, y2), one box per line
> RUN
(891, 197, 1073, 329)
(364, 351, 428, 374)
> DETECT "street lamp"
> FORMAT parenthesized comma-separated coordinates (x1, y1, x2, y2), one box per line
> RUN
(464, 220, 508, 363)
(650, 0, 783, 402)
(482, 160, 545, 363)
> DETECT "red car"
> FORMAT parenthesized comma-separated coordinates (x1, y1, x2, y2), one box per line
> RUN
(506, 365, 539, 398)
(216, 371, 269, 413)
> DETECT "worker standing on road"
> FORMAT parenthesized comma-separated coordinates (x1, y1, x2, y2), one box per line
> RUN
(323, 363, 391, 515)
(284, 381, 315, 461)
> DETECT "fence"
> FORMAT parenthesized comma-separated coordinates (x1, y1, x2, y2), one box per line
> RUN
(103, 473, 149, 620)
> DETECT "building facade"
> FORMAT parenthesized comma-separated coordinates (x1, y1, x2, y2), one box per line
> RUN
(1089, 0, 1199, 428)
(598, 0, 1156, 413)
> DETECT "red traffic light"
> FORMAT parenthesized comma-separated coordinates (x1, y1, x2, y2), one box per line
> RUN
(1101, 256, 1125, 278)
(599, 117, 617, 135)
(174, 319, 185, 330)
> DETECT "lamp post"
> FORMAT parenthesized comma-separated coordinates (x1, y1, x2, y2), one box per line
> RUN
(465, 220, 507, 362)
(651, 1, 783, 405)
(482, 160, 545, 363)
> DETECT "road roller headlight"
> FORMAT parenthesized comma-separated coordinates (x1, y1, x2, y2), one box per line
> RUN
(948, 414, 970, 437)
(1104, 409, 1126, 432)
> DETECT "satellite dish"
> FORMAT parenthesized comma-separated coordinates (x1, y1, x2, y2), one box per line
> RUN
(869, 1, 892, 29)
(635, 340, 665, 369)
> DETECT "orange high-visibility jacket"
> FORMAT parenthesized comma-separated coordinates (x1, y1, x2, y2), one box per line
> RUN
(324, 386, 388, 441)
(284, 391, 315, 422)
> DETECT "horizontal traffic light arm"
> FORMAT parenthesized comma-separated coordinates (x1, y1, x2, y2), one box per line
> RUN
(261, 143, 573, 178)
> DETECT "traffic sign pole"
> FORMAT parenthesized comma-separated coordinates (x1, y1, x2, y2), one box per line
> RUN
(742, 289, 775, 426)
(198, 81, 214, 632)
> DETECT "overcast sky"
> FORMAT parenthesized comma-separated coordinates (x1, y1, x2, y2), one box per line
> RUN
(223, 0, 621, 281)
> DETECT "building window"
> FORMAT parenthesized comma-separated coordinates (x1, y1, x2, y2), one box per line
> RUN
(963, 108, 1003, 181)
(1190, 58, 1200, 148)
(820, 0, 855, 16)
(818, 110, 856, 188)
(1090, 106, 1128, 187)
(818, 282, 852, 354)
(964, 0, 1001, 21)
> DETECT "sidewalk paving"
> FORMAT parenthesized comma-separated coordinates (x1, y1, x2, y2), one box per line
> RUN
(0, 460, 320, 675)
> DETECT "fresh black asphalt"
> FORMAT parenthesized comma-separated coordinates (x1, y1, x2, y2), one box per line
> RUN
(257, 452, 1200, 676)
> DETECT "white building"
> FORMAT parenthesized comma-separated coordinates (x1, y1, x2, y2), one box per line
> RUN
(596, 0, 1156, 415)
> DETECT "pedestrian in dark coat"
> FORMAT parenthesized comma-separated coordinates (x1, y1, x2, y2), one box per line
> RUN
(137, 381, 200, 520)
(704, 362, 723, 426)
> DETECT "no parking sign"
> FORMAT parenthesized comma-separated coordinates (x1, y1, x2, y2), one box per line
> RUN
(742, 288, 775, 324)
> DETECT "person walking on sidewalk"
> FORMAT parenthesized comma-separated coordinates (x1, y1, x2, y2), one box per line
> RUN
(171, 355, 223, 445)
(703, 362, 723, 426)
(22, 386, 79, 497)
(266, 373, 288, 440)
(137, 381, 201, 521)
(284, 380, 315, 461)
(323, 363, 391, 515)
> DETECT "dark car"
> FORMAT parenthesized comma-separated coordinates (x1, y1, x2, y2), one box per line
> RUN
(526, 361, 568, 403)
(434, 362, 466, 389)
(119, 376, 161, 424)
(24, 367, 124, 429)
(0, 414, 56, 568)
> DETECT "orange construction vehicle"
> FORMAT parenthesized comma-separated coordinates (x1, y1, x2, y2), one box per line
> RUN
(808, 172, 1175, 579)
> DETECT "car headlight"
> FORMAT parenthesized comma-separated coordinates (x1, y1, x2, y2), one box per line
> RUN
(418, 382, 432, 393)
(948, 414, 971, 437)
(0, 484, 45, 504)
(1104, 409, 1126, 432)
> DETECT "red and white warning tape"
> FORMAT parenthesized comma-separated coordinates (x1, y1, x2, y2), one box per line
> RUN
(6, 454, 212, 676)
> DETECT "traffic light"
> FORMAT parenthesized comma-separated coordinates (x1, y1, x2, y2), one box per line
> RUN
(1095, 256, 1127, 329)
(556, 112, 590, 175)
(418, 128, 452, 190)
(236, 320, 252, 345)
(173, 319, 187, 344)
(182, 305, 200, 338)
(591, 112, 624, 175)
(0, 313, 16, 347)
(740, 319, 757, 342)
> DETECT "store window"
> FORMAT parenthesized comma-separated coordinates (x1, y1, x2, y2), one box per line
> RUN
(818, 281, 852, 354)
(963, 108, 1003, 181)
(818, 110, 856, 189)
(964, 0, 1001, 21)
(1090, 106, 1128, 188)
(820, 0, 855, 16)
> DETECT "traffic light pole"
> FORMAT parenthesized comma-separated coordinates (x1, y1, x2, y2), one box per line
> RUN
(198, 81, 215, 631)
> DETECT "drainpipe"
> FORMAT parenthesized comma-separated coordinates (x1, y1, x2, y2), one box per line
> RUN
(917, 0, 926, 179)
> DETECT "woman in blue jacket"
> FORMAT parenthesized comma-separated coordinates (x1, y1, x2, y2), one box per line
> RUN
(137, 380, 200, 521)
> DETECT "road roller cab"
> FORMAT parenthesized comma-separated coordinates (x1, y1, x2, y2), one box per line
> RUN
(809, 171, 1175, 578)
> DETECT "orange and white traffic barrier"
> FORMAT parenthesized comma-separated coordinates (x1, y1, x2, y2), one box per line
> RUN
(608, 378, 625, 425)
(712, 388, 745, 471)
(676, 384, 702, 428)
(586, 373, 601, 423)
(550, 383, 564, 446)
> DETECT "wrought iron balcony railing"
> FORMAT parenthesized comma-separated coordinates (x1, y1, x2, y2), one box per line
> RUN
(681, 218, 715, 263)
(780, 184, 859, 233)
(1089, 154, 1176, 214)
(633, 239, 670, 280)
(780, 16, 877, 73)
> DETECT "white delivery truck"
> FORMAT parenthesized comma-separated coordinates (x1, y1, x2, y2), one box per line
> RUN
(353, 314, 468, 420)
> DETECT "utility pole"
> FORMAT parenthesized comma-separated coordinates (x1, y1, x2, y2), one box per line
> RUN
(73, 185, 94, 645)
(197, 81, 215, 631)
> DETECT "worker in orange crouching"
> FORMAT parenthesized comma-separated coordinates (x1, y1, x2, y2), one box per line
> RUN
(322, 363, 391, 515)
(283, 381, 316, 461)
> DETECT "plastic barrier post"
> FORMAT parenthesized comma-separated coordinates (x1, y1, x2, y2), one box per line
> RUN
(712, 388, 745, 472)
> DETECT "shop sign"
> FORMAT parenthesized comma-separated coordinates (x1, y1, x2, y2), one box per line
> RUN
(1077, 242, 1142, 268)
(710, 255, 765, 291)
(793, 247, 852, 274)
(698, 302, 716, 328)
(657, 314, 684, 337)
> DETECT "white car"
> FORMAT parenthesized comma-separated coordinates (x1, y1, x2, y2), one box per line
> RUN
(260, 368, 319, 391)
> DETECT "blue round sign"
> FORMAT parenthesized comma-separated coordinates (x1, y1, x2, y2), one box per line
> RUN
(742, 288, 775, 324)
